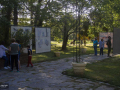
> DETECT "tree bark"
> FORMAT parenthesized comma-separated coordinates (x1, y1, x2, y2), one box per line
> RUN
(61, 24, 69, 51)
(84, 36, 86, 46)
(14, 5, 18, 25)
(34, 0, 43, 27)
(5, 5, 12, 44)
(30, 9, 33, 25)
(62, 34, 69, 51)
(38, 19, 43, 26)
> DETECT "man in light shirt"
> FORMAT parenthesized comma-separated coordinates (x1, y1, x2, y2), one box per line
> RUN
(98, 39, 104, 56)
(0, 41, 10, 69)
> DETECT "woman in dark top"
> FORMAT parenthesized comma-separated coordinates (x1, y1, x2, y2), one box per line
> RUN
(9, 38, 19, 72)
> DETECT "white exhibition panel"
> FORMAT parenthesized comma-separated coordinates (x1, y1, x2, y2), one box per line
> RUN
(99, 32, 113, 48)
(11, 26, 32, 50)
(113, 28, 120, 54)
(35, 28, 51, 53)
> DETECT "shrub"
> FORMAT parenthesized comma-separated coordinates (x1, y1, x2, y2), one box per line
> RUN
(11, 29, 32, 48)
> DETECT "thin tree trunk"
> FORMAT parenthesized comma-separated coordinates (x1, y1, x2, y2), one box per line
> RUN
(61, 24, 69, 50)
(84, 35, 86, 46)
(38, 19, 43, 27)
(62, 35, 69, 50)
(34, 0, 43, 27)
(30, 10, 33, 25)
(5, 5, 12, 44)
(14, 5, 18, 25)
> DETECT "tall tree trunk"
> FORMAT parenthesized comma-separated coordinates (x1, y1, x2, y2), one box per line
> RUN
(14, 5, 18, 25)
(5, 5, 12, 44)
(34, 0, 43, 27)
(30, 3, 34, 25)
(61, 25, 69, 50)
(38, 19, 43, 26)
(30, 10, 33, 25)
(62, 34, 69, 50)
(34, 16, 43, 27)
(84, 36, 86, 46)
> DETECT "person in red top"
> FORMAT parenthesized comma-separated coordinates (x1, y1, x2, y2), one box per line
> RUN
(26, 45, 33, 67)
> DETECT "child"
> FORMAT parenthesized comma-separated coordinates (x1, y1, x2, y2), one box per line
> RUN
(26, 45, 33, 67)
(16, 40, 21, 69)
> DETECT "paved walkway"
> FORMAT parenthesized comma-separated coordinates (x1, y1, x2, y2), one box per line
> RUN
(0, 54, 119, 90)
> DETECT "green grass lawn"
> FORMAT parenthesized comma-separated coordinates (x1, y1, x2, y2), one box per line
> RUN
(31, 41, 108, 63)
(30, 41, 119, 87)
(64, 55, 120, 87)
(85, 56, 120, 86)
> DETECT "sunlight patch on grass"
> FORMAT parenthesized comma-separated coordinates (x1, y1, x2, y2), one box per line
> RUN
(85, 69, 93, 72)
(105, 66, 117, 69)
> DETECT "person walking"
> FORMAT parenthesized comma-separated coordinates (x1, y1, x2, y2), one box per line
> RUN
(9, 38, 19, 72)
(93, 37, 98, 56)
(98, 39, 104, 56)
(26, 45, 33, 67)
(106, 36, 111, 57)
(0, 41, 10, 69)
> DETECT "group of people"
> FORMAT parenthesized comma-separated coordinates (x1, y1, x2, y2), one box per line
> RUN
(0, 38, 33, 72)
(93, 36, 111, 57)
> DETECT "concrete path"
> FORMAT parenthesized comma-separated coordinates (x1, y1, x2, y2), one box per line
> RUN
(0, 54, 119, 90)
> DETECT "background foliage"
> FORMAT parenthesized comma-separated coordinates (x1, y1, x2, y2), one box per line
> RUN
(0, 0, 120, 49)
(11, 29, 32, 47)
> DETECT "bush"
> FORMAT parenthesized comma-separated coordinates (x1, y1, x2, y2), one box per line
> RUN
(0, 17, 10, 44)
(11, 29, 32, 48)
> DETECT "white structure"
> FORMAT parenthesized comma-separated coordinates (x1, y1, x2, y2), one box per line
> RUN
(99, 32, 113, 48)
(11, 26, 32, 53)
(113, 28, 120, 54)
(35, 27, 51, 53)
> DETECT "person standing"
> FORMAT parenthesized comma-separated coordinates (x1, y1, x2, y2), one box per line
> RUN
(26, 45, 33, 67)
(0, 41, 10, 69)
(93, 37, 98, 56)
(98, 39, 104, 56)
(9, 38, 19, 72)
(16, 40, 21, 69)
(106, 36, 111, 57)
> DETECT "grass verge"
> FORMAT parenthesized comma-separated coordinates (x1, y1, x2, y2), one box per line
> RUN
(64, 55, 120, 87)
(31, 44, 108, 63)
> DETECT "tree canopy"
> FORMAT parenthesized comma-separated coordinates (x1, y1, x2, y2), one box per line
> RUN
(0, 0, 120, 49)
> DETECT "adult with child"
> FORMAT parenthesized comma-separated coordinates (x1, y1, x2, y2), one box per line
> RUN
(9, 38, 19, 72)
(93, 37, 98, 56)
(26, 45, 33, 67)
(16, 40, 21, 69)
(98, 39, 104, 56)
(106, 36, 111, 57)
(0, 41, 10, 69)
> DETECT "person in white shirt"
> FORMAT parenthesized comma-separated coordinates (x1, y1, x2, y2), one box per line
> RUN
(0, 41, 10, 69)
(98, 39, 104, 56)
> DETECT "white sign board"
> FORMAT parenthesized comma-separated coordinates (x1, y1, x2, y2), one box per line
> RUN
(35, 27, 51, 53)
(113, 28, 120, 54)
(11, 26, 32, 51)
(99, 32, 113, 48)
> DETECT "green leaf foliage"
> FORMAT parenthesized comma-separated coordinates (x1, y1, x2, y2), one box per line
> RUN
(11, 29, 32, 47)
